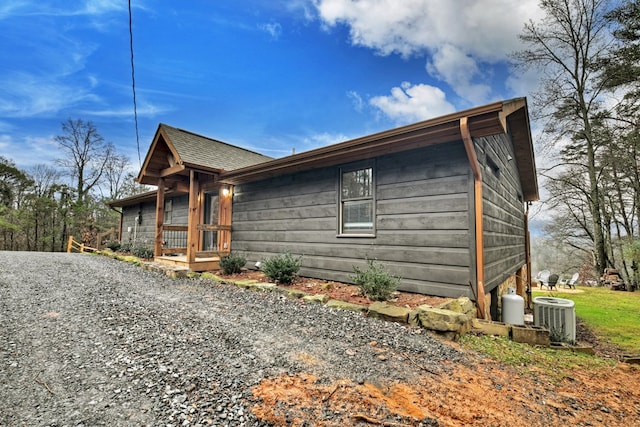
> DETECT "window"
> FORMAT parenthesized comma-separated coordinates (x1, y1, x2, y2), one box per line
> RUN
(163, 199, 172, 224)
(339, 164, 374, 235)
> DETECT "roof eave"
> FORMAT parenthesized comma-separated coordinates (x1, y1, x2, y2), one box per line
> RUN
(220, 99, 535, 188)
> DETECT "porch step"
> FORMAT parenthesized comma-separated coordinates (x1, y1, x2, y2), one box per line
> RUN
(155, 255, 220, 272)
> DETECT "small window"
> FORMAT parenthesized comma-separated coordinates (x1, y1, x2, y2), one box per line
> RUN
(339, 165, 374, 235)
(164, 199, 173, 224)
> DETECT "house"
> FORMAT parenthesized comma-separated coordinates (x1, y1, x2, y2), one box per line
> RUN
(109, 98, 538, 319)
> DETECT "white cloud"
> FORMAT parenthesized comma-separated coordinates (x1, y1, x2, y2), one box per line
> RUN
(0, 0, 127, 19)
(347, 90, 364, 112)
(425, 44, 492, 104)
(300, 131, 349, 151)
(505, 67, 541, 101)
(314, 0, 541, 59)
(313, 0, 543, 105)
(0, 72, 100, 118)
(83, 102, 171, 118)
(0, 134, 60, 168)
(259, 22, 283, 40)
(369, 82, 455, 124)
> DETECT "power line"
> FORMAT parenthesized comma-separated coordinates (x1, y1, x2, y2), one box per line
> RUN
(128, 0, 141, 168)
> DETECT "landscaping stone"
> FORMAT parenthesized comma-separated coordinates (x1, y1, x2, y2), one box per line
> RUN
(165, 268, 189, 279)
(325, 299, 368, 313)
(414, 306, 471, 332)
(250, 283, 278, 292)
(437, 297, 475, 317)
(512, 325, 550, 347)
(549, 342, 595, 355)
(471, 319, 511, 336)
(302, 294, 328, 304)
(367, 302, 411, 323)
(233, 279, 259, 287)
(287, 289, 309, 299)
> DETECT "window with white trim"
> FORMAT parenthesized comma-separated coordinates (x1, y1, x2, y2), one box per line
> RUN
(339, 164, 374, 235)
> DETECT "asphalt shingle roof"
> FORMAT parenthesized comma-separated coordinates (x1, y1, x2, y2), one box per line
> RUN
(161, 124, 273, 171)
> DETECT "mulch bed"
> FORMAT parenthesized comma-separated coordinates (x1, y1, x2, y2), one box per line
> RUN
(212, 269, 451, 310)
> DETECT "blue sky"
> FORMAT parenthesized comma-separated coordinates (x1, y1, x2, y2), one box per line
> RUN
(0, 0, 543, 171)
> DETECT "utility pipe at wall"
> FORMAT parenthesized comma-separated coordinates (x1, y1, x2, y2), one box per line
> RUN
(460, 117, 487, 319)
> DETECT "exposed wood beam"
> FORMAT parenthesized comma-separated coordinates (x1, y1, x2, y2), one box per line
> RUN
(186, 171, 200, 264)
(217, 185, 233, 253)
(169, 180, 190, 193)
(160, 164, 185, 177)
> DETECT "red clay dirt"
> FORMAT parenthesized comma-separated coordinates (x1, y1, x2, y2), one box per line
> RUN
(214, 271, 640, 426)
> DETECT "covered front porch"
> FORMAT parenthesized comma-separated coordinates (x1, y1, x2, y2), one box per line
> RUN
(152, 172, 234, 272)
(133, 124, 270, 272)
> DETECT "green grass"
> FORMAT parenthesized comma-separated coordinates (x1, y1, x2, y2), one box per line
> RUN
(459, 286, 639, 376)
(459, 334, 614, 381)
(532, 286, 640, 354)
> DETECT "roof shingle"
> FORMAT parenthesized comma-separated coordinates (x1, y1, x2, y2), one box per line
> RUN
(161, 124, 273, 171)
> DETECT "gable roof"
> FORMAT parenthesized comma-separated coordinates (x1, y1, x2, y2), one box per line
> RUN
(137, 124, 273, 185)
(219, 98, 539, 201)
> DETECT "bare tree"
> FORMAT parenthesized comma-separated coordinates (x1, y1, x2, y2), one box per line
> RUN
(102, 152, 132, 200)
(513, 0, 615, 274)
(55, 118, 114, 205)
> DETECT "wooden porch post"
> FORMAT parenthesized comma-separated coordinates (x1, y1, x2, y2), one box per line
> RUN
(154, 178, 165, 257)
(187, 171, 201, 264)
(218, 185, 233, 254)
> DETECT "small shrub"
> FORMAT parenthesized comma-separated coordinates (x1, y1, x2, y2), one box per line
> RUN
(105, 240, 121, 251)
(131, 246, 154, 259)
(119, 242, 133, 253)
(219, 252, 247, 275)
(262, 252, 302, 285)
(351, 259, 399, 301)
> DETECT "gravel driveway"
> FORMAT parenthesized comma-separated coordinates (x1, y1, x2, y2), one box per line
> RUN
(0, 251, 462, 426)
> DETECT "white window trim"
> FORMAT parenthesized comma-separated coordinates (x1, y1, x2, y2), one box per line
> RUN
(337, 161, 376, 237)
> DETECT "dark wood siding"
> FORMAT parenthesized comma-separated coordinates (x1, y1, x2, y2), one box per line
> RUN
(476, 134, 526, 291)
(121, 195, 189, 247)
(232, 143, 474, 298)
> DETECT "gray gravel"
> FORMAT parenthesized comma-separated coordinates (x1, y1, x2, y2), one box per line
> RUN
(0, 251, 463, 426)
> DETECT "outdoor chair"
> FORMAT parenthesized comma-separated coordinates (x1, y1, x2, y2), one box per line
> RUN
(536, 270, 550, 288)
(547, 273, 559, 290)
(559, 272, 579, 289)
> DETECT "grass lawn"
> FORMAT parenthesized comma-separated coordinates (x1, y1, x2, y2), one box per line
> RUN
(532, 286, 640, 354)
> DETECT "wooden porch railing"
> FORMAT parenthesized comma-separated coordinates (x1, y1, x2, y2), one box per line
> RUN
(159, 224, 231, 256)
(161, 225, 188, 254)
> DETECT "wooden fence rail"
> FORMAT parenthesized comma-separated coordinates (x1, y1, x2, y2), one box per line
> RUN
(66, 236, 98, 254)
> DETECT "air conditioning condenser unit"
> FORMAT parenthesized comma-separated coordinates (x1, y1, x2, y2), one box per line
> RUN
(533, 296, 576, 343)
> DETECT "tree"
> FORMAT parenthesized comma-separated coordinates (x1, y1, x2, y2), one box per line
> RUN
(513, 0, 615, 274)
(102, 152, 132, 200)
(55, 118, 114, 206)
(55, 119, 119, 243)
(29, 164, 64, 251)
(601, 0, 640, 116)
(0, 157, 33, 250)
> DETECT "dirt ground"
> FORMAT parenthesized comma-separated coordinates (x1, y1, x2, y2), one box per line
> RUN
(216, 270, 640, 426)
